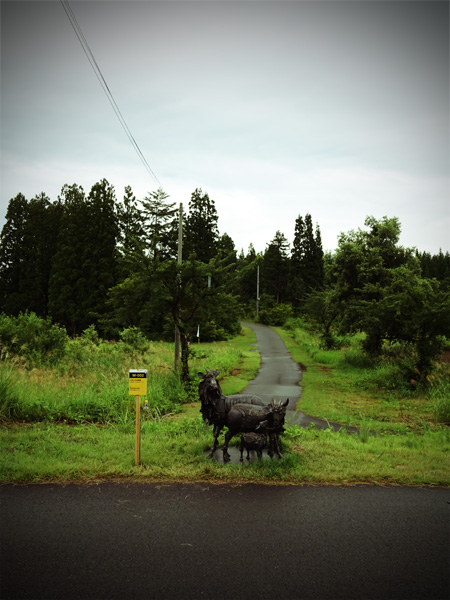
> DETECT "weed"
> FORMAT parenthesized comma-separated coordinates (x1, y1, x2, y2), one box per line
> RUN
(431, 379, 450, 424)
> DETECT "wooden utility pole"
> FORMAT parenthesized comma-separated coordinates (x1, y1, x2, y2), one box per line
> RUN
(256, 264, 260, 316)
(174, 203, 183, 372)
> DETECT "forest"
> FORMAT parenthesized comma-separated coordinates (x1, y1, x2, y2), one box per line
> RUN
(1, 179, 449, 383)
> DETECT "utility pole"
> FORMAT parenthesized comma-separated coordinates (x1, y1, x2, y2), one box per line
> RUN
(256, 263, 260, 316)
(174, 203, 183, 372)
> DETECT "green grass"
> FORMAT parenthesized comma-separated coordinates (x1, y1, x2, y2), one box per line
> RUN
(1, 420, 448, 486)
(0, 326, 260, 424)
(274, 326, 443, 433)
(1, 323, 449, 486)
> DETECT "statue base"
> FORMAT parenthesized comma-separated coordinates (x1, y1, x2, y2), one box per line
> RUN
(206, 446, 282, 464)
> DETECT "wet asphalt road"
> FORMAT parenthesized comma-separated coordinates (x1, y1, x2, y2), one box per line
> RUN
(241, 322, 359, 432)
(1, 482, 449, 600)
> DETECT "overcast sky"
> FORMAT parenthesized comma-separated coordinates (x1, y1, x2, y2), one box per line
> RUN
(1, 0, 448, 255)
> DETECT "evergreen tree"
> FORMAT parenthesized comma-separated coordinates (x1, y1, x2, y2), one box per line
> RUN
(184, 188, 219, 263)
(417, 249, 450, 289)
(236, 244, 259, 310)
(289, 213, 324, 305)
(0, 193, 62, 316)
(215, 233, 238, 292)
(0, 193, 29, 314)
(116, 185, 146, 276)
(261, 231, 290, 304)
(48, 180, 119, 335)
(141, 187, 177, 262)
(22, 193, 62, 316)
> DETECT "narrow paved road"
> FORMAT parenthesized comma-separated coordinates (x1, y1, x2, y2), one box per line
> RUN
(1, 482, 448, 600)
(241, 322, 358, 431)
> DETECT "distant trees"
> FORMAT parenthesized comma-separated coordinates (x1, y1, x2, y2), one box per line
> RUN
(0, 192, 62, 317)
(417, 249, 450, 289)
(141, 187, 177, 262)
(1, 180, 448, 380)
(290, 213, 324, 304)
(311, 216, 450, 374)
(261, 230, 290, 304)
(183, 188, 219, 262)
(48, 180, 119, 335)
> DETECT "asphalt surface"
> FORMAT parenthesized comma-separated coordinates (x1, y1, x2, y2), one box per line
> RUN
(1, 482, 449, 600)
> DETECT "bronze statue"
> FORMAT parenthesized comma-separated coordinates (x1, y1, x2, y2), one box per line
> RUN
(198, 369, 288, 463)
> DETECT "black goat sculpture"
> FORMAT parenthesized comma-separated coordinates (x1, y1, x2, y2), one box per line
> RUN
(198, 369, 265, 458)
(221, 398, 288, 463)
(239, 432, 267, 461)
(198, 369, 288, 462)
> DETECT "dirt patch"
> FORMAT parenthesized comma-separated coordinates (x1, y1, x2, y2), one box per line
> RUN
(229, 368, 242, 376)
(441, 350, 450, 364)
(317, 365, 333, 372)
(297, 362, 308, 372)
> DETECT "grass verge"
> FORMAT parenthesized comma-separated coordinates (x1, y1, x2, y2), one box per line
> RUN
(1, 420, 448, 486)
(274, 327, 440, 433)
(1, 324, 449, 486)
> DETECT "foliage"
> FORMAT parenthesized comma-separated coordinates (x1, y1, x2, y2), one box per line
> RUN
(0, 193, 62, 317)
(329, 216, 450, 376)
(116, 185, 147, 276)
(417, 249, 450, 288)
(1, 182, 447, 387)
(257, 296, 294, 326)
(119, 326, 149, 353)
(0, 326, 258, 425)
(290, 213, 324, 303)
(48, 180, 119, 335)
(183, 188, 219, 263)
(261, 230, 290, 304)
(141, 187, 177, 262)
(0, 312, 68, 367)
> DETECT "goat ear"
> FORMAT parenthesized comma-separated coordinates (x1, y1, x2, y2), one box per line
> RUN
(283, 398, 289, 407)
(198, 372, 206, 379)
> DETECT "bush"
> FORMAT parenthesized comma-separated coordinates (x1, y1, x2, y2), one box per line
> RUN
(258, 303, 293, 326)
(0, 312, 68, 367)
(119, 327, 149, 353)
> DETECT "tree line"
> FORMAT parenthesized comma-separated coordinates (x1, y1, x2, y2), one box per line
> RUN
(1, 179, 449, 379)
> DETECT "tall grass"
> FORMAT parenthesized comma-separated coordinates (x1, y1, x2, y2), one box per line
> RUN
(275, 324, 449, 430)
(0, 326, 259, 425)
(430, 379, 450, 424)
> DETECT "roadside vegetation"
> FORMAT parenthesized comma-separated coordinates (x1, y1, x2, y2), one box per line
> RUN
(1, 190, 449, 486)
(1, 320, 448, 486)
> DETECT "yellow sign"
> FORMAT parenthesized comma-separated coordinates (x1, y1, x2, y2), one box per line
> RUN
(129, 369, 147, 395)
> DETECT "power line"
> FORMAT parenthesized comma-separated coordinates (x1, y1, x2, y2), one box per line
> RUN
(60, 0, 161, 187)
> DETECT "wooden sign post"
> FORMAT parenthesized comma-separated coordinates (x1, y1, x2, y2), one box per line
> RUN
(129, 369, 147, 466)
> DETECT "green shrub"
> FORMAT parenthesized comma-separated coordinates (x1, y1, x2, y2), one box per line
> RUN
(119, 327, 149, 353)
(258, 303, 294, 326)
(0, 312, 68, 367)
